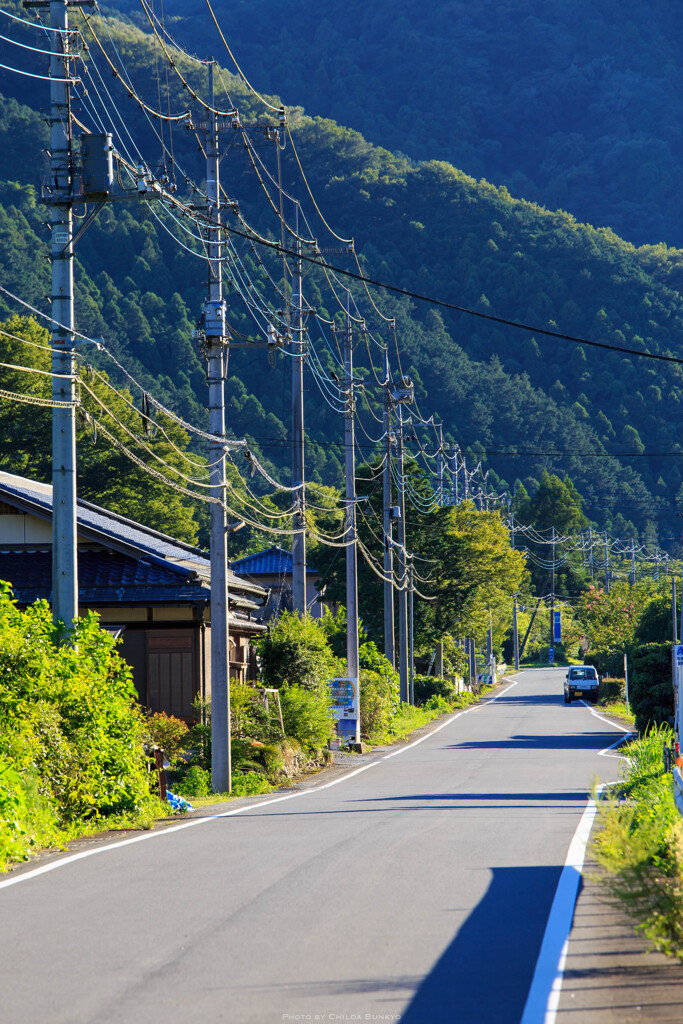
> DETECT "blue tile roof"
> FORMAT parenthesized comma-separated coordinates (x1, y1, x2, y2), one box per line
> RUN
(0, 471, 264, 598)
(0, 548, 208, 605)
(231, 545, 317, 576)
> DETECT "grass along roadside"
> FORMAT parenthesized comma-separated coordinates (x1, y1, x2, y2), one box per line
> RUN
(597, 699, 635, 726)
(592, 726, 683, 959)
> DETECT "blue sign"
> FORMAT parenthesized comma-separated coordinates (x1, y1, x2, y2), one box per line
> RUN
(548, 647, 555, 663)
(554, 610, 562, 643)
(676, 645, 683, 667)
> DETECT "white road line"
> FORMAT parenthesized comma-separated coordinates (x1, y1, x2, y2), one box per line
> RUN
(0, 683, 520, 892)
(522, 695, 632, 1024)
(579, 699, 633, 733)
(520, 792, 601, 1024)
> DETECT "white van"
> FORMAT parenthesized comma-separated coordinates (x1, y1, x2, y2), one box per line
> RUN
(564, 665, 599, 704)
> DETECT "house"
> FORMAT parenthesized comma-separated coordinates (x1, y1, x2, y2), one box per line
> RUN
(0, 471, 267, 722)
(231, 545, 327, 620)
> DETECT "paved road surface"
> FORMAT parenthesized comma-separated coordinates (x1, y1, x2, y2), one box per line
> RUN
(0, 668, 628, 1024)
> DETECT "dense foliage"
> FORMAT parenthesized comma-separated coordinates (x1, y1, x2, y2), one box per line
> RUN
(1, 3, 683, 550)
(594, 728, 683, 959)
(0, 585, 162, 869)
(126, 0, 683, 249)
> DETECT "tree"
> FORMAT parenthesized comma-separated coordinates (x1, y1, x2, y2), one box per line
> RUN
(257, 611, 338, 693)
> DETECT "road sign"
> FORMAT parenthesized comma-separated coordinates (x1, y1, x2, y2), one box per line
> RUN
(676, 645, 683, 667)
(554, 610, 562, 643)
(549, 647, 555, 663)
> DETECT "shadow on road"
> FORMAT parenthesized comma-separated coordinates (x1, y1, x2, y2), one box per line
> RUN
(358, 790, 588, 803)
(401, 865, 567, 1024)
(447, 730, 618, 751)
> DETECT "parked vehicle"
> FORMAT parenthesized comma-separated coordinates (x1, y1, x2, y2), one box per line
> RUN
(564, 665, 599, 704)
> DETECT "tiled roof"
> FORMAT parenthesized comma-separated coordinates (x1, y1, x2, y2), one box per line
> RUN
(231, 545, 317, 576)
(0, 471, 265, 598)
(0, 548, 209, 605)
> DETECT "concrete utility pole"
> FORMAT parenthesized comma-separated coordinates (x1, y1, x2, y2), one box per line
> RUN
(588, 525, 594, 578)
(204, 63, 231, 794)
(513, 595, 520, 670)
(451, 447, 459, 505)
(436, 425, 444, 506)
(343, 293, 360, 744)
(604, 531, 610, 593)
(40, 0, 85, 632)
(396, 407, 409, 703)
(408, 557, 415, 704)
(291, 235, 307, 615)
(550, 526, 555, 659)
(630, 539, 636, 586)
(382, 353, 395, 667)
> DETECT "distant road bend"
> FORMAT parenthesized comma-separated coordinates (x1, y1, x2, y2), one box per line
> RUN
(0, 668, 629, 1024)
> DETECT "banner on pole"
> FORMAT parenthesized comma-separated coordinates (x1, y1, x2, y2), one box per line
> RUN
(554, 610, 562, 643)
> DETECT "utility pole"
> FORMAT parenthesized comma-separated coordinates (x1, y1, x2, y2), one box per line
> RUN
(588, 525, 594, 579)
(630, 538, 636, 586)
(396, 407, 409, 703)
(291, 234, 306, 614)
(550, 526, 555, 660)
(604, 531, 610, 593)
(343, 292, 360, 744)
(451, 446, 459, 505)
(436, 425, 444, 506)
(408, 557, 415, 705)
(204, 63, 231, 794)
(382, 352, 395, 667)
(36, 0, 87, 633)
(513, 594, 520, 670)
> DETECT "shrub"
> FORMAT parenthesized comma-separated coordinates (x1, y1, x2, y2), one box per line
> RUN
(0, 586, 163, 868)
(258, 611, 337, 695)
(593, 727, 683, 958)
(175, 765, 211, 798)
(424, 694, 452, 714)
(279, 684, 335, 756)
(145, 712, 190, 767)
(630, 643, 674, 733)
(232, 771, 274, 797)
(599, 678, 626, 704)
(413, 674, 462, 707)
(360, 667, 399, 738)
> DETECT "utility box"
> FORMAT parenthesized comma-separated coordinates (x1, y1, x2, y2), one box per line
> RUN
(80, 133, 114, 200)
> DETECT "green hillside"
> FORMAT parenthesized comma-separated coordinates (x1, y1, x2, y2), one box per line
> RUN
(113, 0, 683, 248)
(0, 3, 682, 548)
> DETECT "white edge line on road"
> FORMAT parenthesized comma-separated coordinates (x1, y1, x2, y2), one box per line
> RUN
(520, 791, 601, 1024)
(522, 694, 632, 1024)
(0, 681, 521, 892)
(579, 700, 633, 734)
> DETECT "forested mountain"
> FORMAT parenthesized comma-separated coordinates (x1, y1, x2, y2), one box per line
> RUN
(113, 0, 683, 248)
(1, 2, 683, 550)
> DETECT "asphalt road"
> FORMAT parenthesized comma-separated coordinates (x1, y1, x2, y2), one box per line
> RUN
(0, 668, 629, 1024)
